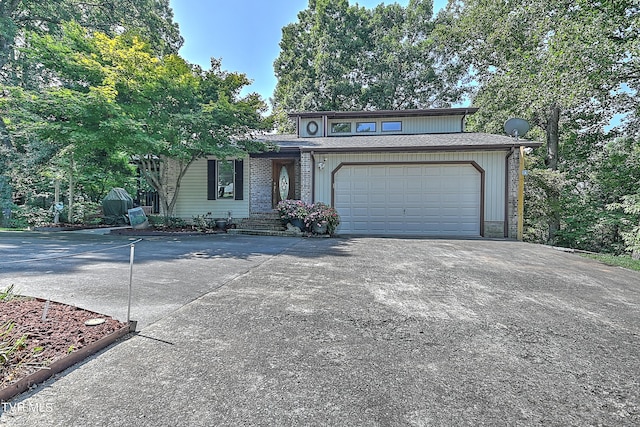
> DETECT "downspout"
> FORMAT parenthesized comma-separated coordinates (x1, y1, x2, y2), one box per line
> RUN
(310, 151, 316, 203)
(460, 109, 469, 132)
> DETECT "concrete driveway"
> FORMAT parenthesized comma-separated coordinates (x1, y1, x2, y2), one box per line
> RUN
(0, 232, 639, 426)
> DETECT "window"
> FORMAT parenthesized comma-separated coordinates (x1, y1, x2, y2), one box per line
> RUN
(331, 122, 351, 133)
(356, 122, 376, 133)
(381, 121, 402, 132)
(217, 160, 234, 199)
(207, 160, 244, 200)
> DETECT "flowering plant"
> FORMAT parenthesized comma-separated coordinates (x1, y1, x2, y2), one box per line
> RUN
(304, 202, 340, 234)
(276, 199, 310, 220)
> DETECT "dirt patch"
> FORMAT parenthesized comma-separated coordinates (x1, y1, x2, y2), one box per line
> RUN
(1, 297, 125, 391)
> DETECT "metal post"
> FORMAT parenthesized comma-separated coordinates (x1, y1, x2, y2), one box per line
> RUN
(127, 242, 135, 324)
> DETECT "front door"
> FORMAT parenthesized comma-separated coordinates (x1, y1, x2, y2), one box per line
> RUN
(272, 160, 296, 208)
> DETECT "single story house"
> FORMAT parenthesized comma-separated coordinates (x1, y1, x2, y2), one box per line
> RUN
(169, 108, 541, 237)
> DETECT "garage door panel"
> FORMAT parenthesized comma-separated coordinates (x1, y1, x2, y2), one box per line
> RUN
(386, 207, 405, 216)
(335, 163, 481, 236)
(386, 195, 403, 205)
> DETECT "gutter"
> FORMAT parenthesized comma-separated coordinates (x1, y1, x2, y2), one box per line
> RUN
(298, 144, 541, 154)
(461, 109, 468, 132)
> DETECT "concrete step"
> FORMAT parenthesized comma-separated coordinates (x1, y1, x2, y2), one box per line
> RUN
(236, 212, 286, 231)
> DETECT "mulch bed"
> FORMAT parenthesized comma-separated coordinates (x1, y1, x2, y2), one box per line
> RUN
(1, 298, 126, 392)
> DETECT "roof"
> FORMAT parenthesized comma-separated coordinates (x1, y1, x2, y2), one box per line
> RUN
(256, 132, 542, 154)
(288, 108, 479, 119)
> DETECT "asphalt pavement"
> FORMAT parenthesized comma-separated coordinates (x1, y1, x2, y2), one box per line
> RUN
(0, 231, 639, 426)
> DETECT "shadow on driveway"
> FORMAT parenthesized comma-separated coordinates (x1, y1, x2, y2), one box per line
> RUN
(1, 235, 639, 426)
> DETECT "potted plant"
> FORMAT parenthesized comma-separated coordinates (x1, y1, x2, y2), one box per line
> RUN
(304, 202, 340, 235)
(276, 199, 310, 230)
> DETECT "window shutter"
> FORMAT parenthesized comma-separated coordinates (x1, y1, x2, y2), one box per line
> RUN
(207, 160, 217, 200)
(234, 160, 244, 200)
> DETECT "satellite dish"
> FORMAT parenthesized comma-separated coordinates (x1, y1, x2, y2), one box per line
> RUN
(504, 118, 530, 139)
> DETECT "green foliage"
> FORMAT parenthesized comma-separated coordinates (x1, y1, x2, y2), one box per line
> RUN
(523, 168, 565, 244)
(60, 201, 103, 224)
(0, 322, 27, 366)
(11, 23, 270, 218)
(435, 0, 639, 252)
(582, 253, 640, 272)
(607, 194, 640, 258)
(191, 213, 217, 232)
(304, 202, 340, 235)
(0, 285, 16, 302)
(147, 215, 187, 230)
(273, 0, 451, 122)
(0, 0, 182, 86)
(10, 204, 51, 228)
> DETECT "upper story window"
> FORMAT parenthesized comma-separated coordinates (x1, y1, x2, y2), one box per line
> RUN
(331, 122, 351, 133)
(356, 122, 376, 133)
(381, 121, 402, 132)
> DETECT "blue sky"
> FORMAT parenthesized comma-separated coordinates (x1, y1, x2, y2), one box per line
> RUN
(169, 1, 449, 103)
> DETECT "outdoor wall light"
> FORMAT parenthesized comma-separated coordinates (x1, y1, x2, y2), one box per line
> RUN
(317, 158, 327, 170)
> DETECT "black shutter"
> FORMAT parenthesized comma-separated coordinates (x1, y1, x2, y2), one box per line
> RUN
(234, 160, 244, 200)
(207, 160, 217, 200)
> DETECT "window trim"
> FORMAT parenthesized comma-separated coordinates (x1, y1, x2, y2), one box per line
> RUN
(356, 122, 377, 133)
(207, 159, 243, 201)
(381, 121, 402, 132)
(330, 122, 352, 134)
(217, 159, 235, 200)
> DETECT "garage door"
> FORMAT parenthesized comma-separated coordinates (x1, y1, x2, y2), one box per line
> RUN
(334, 163, 481, 236)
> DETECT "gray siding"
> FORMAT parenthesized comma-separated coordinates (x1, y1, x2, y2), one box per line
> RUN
(299, 115, 464, 138)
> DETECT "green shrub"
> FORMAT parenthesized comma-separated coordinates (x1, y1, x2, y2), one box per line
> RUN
(192, 213, 216, 232)
(10, 205, 50, 228)
(148, 215, 187, 229)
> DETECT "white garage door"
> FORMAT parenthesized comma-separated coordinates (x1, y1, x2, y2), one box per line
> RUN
(334, 163, 481, 236)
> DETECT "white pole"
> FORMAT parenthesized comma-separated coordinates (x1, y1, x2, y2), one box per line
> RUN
(127, 242, 135, 324)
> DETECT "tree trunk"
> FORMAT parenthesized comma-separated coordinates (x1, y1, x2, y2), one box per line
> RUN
(546, 104, 561, 244)
(137, 156, 194, 219)
(545, 104, 560, 171)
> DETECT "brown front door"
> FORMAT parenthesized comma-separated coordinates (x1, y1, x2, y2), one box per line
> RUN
(272, 160, 296, 208)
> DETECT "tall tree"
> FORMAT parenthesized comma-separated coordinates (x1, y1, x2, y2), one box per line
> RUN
(19, 23, 269, 218)
(0, 0, 182, 84)
(0, 0, 183, 216)
(434, 0, 637, 243)
(273, 0, 452, 125)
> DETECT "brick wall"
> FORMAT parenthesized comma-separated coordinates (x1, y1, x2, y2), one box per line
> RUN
(249, 157, 303, 213)
(300, 153, 312, 204)
(250, 158, 272, 213)
(506, 149, 520, 239)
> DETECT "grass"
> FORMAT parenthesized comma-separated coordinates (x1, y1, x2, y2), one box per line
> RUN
(582, 253, 640, 272)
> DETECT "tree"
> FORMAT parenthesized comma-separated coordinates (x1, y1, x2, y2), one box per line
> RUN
(20, 23, 269, 219)
(0, 0, 182, 84)
(273, 0, 454, 126)
(434, 0, 637, 243)
(0, 0, 183, 221)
